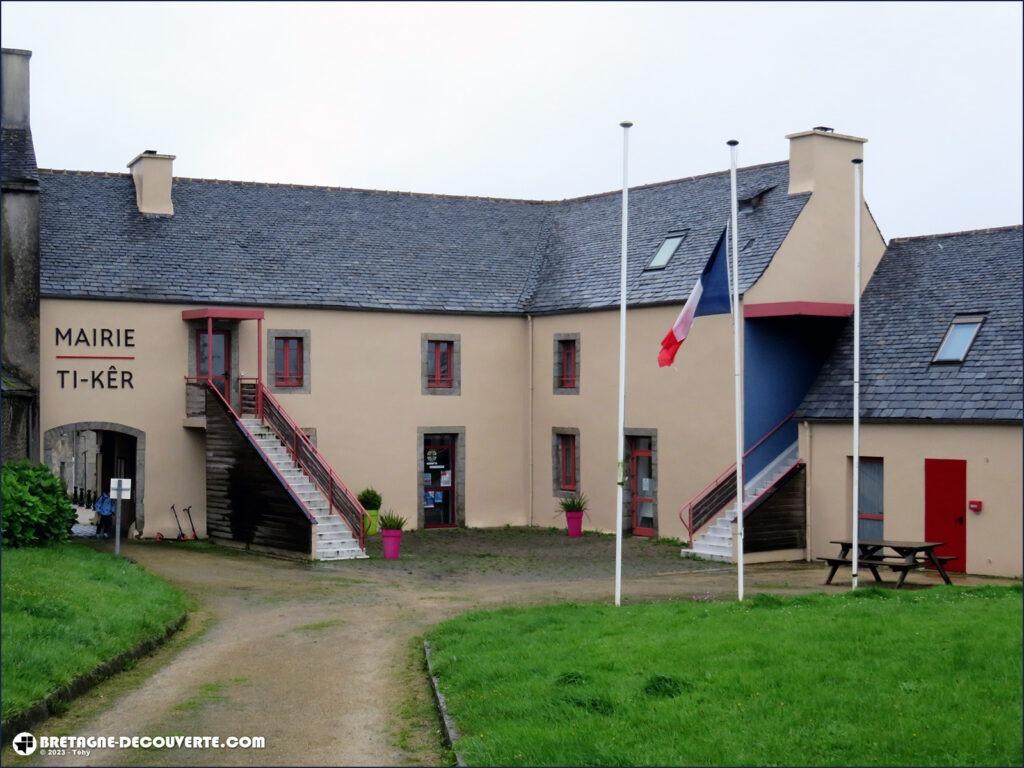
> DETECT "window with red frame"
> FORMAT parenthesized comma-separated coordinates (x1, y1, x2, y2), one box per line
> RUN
(557, 433, 578, 491)
(558, 339, 577, 389)
(274, 337, 304, 388)
(426, 340, 454, 388)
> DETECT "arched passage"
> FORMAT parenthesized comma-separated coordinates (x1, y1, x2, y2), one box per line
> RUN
(43, 421, 146, 536)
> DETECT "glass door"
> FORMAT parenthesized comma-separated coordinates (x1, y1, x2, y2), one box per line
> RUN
(628, 437, 656, 537)
(423, 434, 457, 528)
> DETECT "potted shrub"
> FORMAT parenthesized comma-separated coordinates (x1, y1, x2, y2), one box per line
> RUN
(358, 487, 383, 536)
(378, 510, 407, 560)
(560, 493, 588, 538)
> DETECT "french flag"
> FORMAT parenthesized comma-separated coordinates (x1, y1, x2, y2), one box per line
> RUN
(658, 229, 732, 367)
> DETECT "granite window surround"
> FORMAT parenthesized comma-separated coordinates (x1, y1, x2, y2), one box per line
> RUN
(624, 428, 658, 533)
(553, 333, 581, 395)
(266, 329, 311, 394)
(416, 426, 466, 528)
(551, 427, 581, 498)
(421, 333, 461, 396)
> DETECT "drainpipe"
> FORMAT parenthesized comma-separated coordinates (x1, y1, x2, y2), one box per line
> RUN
(804, 419, 812, 562)
(528, 314, 535, 527)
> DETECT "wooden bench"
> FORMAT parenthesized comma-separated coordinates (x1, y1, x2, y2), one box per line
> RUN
(817, 555, 922, 588)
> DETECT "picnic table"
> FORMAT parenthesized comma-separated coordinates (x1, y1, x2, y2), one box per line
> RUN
(819, 539, 955, 589)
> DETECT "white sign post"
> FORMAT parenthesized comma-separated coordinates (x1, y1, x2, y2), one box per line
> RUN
(110, 478, 132, 555)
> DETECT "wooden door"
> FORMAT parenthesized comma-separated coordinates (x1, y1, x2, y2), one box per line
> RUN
(924, 458, 967, 573)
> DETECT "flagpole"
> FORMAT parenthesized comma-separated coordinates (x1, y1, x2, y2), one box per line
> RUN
(727, 140, 744, 602)
(614, 120, 632, 608)
(851, 158, 863, 590)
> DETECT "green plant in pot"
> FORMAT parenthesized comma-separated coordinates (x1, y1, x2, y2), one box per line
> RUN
(378, 510, 407, 560)
(560, 493, 588, 538)
(358, 487, 382, 535)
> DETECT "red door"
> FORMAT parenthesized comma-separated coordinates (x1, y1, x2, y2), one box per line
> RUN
(924, 458, 967, 573)
(628, 437, 656, 537)
(196, 330, 231, 399)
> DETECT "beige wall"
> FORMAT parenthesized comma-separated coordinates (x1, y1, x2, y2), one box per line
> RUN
(746, 131, 886, 305)
(41, 300, 529, 536)
(801, 421, 1023, 577)
(530, 307, 736, 540)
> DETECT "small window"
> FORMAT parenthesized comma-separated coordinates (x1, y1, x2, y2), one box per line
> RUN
(557, 433, 578, 491)
(933, 315, 985, 363)
(558, 339, 577, 389)
(274, 337, 304, 387)
(426, 340, 454, 388)
(646, 232, 687, 270)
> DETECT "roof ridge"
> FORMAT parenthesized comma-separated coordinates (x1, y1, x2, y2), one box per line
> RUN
(37, 159, 788, 205)
(555, 160, 789, 204)
(890, 224, 1023, 243)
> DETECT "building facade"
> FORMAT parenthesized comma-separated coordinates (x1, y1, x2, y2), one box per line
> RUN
(4, 49, 1021, 575)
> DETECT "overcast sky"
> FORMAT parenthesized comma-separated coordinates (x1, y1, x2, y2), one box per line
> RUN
(3, 2, 1021, 239)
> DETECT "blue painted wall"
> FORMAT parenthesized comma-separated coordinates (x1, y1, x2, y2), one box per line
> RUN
(744, 316, 845, 477)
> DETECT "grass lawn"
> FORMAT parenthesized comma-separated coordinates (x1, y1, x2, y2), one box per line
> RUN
(427, 586, 1022, 766)
(2, 543, 189, 722)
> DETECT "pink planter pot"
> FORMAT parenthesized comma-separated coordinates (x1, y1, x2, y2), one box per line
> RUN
(565, 511, 584, 538)
(382, 529, 403, 559)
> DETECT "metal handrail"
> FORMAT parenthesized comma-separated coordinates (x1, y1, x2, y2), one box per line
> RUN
(245, 380, 366, 548)
(678, 410, 797, 542)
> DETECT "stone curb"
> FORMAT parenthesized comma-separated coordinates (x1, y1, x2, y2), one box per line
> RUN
(422, 640, 466, 767)
(1, 611, 188, 742)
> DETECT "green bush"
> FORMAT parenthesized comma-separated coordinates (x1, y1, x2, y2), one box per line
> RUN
(558, 493, 588, 513)
(357, 487, 382, 510)
(1, 462, 77, 547)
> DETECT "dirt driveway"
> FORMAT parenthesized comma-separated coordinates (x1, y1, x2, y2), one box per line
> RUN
(20, 528, 997, 767)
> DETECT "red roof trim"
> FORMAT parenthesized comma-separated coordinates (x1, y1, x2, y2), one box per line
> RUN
(181, 307, 265, 321)
(744, 301, 853, 318)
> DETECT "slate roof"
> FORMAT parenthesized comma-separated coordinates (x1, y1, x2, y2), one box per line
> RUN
(1, 127, 38, 183)
(799, 226, 1023, 423)
(37, 162, 808, 314)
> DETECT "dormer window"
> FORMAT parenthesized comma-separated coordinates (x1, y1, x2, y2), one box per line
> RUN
(738, 185, 775, 212)
(933, 314, 985, 363)
(646, 231, 687, 270)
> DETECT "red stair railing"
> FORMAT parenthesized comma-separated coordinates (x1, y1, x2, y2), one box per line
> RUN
(678, 411, 798, 544)
(191, 375, 365, 548)
(241, 379, 366, 548)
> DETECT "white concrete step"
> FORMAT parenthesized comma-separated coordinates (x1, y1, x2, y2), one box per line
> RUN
(240, 416, 367, 562)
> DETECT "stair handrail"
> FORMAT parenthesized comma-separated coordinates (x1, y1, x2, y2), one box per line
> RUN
(248, 380, 366, 548)
(678, 410, 797, 543)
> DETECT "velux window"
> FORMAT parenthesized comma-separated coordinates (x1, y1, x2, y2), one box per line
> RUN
(426, 340, 454, 388)
(558, 338, 577, 389)
(646, 231, 688, 270)
(274, 337, 304, 387)
(933, 314, 985, 363)
(557, 433, 578, 491)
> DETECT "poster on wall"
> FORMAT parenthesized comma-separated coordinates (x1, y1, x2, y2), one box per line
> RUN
(423, 472, 432, 486)
(440, 471, 452, 488)
(434, 491, 444, 504)
(424, 491, 435, 508)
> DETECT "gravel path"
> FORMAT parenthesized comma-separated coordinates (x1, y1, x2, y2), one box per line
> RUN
(19, 528, 986, 767)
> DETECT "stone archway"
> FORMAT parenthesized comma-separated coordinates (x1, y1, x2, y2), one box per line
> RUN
(43, 421, 146, 536)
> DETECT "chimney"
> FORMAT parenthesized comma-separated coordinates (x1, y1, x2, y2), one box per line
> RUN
(2, 48, 32, 129)
(785, 127, 866, 195)
(127, 150, 175, 215)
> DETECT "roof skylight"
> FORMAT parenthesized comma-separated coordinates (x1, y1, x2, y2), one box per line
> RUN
(646, 231, 687, 271)
(932, 314, 985, 363)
